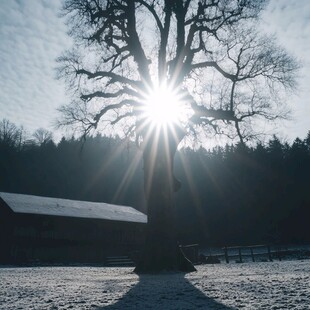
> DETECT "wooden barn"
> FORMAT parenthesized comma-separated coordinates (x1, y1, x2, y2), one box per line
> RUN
(0, 192, 147, 264)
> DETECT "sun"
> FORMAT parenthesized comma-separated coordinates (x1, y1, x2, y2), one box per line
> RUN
(142, 84, 187, 127)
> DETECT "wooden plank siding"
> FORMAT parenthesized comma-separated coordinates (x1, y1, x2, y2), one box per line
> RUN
(0, 195, 146, 264)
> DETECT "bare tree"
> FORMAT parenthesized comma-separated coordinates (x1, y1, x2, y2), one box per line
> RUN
(32, 128, 53, 146)
(0, 119, 25, 150)
(57, 0, 298, 273)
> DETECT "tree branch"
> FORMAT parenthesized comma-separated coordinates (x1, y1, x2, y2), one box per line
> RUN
(94, 99, 139, 123)
(192, 61, 236, 81)
(76, 69, 142, 88)
(126, 1, 151, 84)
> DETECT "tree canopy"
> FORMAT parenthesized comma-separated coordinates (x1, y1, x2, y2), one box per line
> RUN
(57, 0, 298, 144)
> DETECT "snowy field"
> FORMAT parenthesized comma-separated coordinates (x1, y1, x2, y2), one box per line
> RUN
(0, 260, 309, 309)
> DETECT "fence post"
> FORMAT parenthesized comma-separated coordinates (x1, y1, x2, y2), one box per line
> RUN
(224, 247, 229, 263)
(238, 248, 243, 263)
(250, 247, 255, 262)
(267, 246, 272, 261)
(278, 246, 282, 261)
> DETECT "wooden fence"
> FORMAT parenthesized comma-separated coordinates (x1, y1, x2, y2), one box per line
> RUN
(222, 245, 284, 263)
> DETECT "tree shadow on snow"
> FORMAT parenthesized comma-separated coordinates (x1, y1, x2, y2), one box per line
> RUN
(98, 272, 233, 309)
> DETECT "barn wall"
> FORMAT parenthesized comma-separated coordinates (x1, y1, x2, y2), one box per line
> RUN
(2, 213, 146, 264)
(0, 200, 14, 263)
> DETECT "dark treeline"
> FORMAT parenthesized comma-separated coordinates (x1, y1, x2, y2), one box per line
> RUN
(1, 119, 309, 246)
(0, 120, 145, 209)
(175, 136, 310, 246)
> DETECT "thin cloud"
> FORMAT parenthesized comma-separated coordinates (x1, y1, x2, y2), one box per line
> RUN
(0, 0, 309, 142)
(261, 0, 310, 140)
(0, 0, 71, 138)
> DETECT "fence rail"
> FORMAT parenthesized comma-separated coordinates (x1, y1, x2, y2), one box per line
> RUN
(221, 245, 284, 263)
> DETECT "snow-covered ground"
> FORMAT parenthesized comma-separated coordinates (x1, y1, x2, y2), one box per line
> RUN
(0, 260, 309, 309)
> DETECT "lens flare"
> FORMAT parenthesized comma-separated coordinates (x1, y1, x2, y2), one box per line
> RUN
(142, 84, 187, 126)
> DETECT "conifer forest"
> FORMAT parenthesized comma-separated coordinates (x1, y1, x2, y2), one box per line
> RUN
(1, 119, 309, 247)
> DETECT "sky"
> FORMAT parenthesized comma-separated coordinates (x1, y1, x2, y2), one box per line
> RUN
(0, 0, 309, 143)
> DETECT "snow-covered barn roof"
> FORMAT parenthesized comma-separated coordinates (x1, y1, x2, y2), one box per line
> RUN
(0, 192, 147, 224)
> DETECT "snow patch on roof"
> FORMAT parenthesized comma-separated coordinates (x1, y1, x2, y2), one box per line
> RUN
(0, 192, 147, 223)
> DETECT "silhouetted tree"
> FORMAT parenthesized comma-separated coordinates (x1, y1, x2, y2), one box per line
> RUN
(32, 128, 53, 146)
(0, 119, 24, 150)
(57, 0, 298, 273)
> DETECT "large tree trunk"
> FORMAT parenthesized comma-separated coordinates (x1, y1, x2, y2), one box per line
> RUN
(134, 124, 196, 273)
